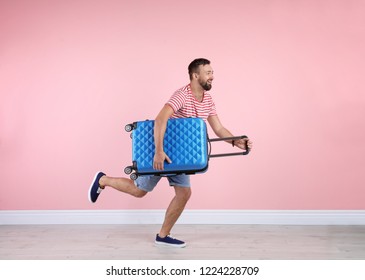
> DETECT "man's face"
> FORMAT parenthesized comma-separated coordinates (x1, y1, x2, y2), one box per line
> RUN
(197, 64, 214, 91)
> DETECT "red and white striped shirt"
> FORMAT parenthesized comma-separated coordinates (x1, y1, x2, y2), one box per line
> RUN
(167, 84, 217, 121)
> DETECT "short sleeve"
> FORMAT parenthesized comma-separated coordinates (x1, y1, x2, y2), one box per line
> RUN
(166, 90, 187, 113)
(208, 94, 217, 116)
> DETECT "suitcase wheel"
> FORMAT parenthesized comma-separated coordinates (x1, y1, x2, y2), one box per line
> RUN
(125, 124, 134, 132)
(124, 166, 133, 175)
(130, 173, 138, 180)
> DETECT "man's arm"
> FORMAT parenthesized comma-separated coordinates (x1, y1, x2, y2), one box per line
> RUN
(207, 115, 252, 150)
(153, 104, 174, 170)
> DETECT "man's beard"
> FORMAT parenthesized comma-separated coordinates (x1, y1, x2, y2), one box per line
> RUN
(199, 79, 212, 91)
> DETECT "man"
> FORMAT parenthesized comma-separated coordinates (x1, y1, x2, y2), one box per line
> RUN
(89, 58, 252, 248)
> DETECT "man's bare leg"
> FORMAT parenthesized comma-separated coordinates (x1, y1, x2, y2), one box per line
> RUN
(158, 186, 191, 237)
(99, 175, 147, 198)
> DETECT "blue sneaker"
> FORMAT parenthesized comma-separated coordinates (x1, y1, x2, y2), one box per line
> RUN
(155, 234, 186, 248)
(88, 172, 105, 203)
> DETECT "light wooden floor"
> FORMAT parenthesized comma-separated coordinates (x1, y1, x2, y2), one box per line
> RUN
(1, 225, 364, 260)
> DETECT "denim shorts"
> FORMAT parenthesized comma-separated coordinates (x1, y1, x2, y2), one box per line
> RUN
(135, 174, 191, 192)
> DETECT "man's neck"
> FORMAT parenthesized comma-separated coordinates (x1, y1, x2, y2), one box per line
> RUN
(190, 82, 204, 101)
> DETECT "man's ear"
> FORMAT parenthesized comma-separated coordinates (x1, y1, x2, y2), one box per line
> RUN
(194, 73, 198, 79)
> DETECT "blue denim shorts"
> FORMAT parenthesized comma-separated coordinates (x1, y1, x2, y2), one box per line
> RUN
(135, 174, 191, 192)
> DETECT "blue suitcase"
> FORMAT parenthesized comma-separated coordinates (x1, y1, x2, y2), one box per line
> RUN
(124, 117, 249, 180)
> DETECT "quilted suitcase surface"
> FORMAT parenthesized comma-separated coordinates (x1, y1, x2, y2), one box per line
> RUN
(125, 117, 209, 179)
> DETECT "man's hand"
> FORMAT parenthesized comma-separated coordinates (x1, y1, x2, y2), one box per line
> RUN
(153, 151, 172, 171)
(234, 137, 253, 151)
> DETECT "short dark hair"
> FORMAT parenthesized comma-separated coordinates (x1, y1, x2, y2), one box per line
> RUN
(188, 58, 211, 80)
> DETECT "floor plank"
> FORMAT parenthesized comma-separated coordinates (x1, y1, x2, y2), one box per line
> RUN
(1, 225, 364, 259)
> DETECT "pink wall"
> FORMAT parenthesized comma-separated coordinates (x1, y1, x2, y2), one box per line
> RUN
(1, 0, 364, 210)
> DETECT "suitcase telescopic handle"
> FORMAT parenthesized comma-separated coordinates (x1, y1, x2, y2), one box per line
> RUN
(208, 135, 250, 158)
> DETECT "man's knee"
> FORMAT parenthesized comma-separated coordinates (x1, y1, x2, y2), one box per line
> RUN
(134, 188, 147, 198)
(175, 186, 192, 201)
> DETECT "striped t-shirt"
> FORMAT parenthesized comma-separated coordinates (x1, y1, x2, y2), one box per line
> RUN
(166, 84, 217, 121)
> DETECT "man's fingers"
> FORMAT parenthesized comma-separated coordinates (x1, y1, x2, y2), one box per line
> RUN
(153, 156, 171, 171)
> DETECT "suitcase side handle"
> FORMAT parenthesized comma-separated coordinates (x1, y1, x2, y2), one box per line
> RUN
(208, 135, 250, 158)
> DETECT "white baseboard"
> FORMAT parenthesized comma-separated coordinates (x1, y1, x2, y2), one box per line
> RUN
(1, 210, 364, 225)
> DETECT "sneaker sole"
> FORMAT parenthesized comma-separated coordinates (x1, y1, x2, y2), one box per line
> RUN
(155, 241, 186, 248)
(88, 171, 103, 203)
